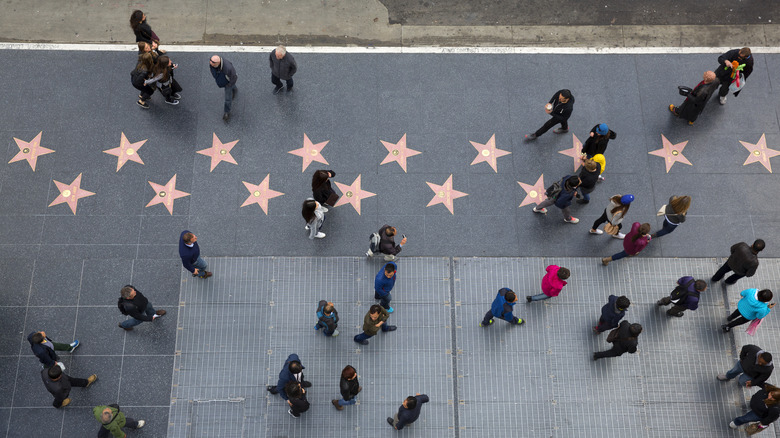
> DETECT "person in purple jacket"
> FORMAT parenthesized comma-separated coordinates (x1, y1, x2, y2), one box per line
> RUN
(375, 262, 397, 313)
(179, 230, 212, 279)
(657, 277, 707, 317)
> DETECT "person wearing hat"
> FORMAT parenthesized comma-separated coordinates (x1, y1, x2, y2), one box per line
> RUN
(581, 123, 616, 158)
(601, 222, 652, 266)
(669, 71, 720, 125)
(590, 194, 633, 239)
(524, 89, 574, 141)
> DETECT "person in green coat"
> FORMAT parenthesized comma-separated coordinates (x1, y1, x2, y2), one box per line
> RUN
(93, 405, 144, 438)
(353, 304, 397, 345)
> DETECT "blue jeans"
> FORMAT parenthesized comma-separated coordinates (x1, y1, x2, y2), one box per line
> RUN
(611, 250, 629, 261)
(724, 360, 751, 386)
(578, 189, 590, 202)
(375, 291, 392, 309)
(223, 83, 236, 113)
(734, 410, 761, 426)
(337, 398, 357, 407)
(120, 303, 156, 329)
(654, 218, 678, 238)
(193, 257, 209, 278)
(529, 293, 551, 302)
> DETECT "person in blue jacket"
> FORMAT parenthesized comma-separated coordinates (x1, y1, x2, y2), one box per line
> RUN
(315, 300, 339, 337)
(266, 354, 311, 400)
(480, 288, 524, 327)
(179, 230, 212, 279)
(722, 289, 775, 332)
(594, 295, 630, 333)
(656, 277, 707, 317)
(375, 262, 397, 313)
(533, 175, 582, 224)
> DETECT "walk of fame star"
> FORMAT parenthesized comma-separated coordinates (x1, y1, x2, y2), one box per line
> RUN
(197, 133, 239, 171)
(558, 134, 584, 172)
(9, 131, 54, 171)
(288, 134, 329, 172)
(426, 174, 468, 214)
(517, 175, 547, 208)
(104, 132, 146, 171)
(739, 134, 780, 173)
(49, 173, 95, 214)
(470, 134, 511, 173)
(649, 135, 692, 173)
(333, 174, 376, 215)
(241, 175, 284, 214)
(146, 174, 190, 215)
(380, 134, 421, 172)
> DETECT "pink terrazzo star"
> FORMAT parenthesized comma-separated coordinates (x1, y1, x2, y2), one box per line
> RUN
(288, 134, 329, 172)
(558, 134, 584, 172)
(333, 174, 376, 215)
(649, 135, 692, 173)
(425, 174, 468, 214)
(197, 133, 239, 171)
(380, 134, 421, 172)
(470, 134, 511, 173)
(241, 175, 285, 215)
(49, 173, 95, 214)
(104, 132, 146, 171)
(146, 174, 190, 215)
(9, 131, 54, 171)
(740, 134, 780, 173)
(517, 175, 547, 208)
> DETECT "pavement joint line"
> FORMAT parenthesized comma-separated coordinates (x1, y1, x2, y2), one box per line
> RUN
(447, 257, 460, 437)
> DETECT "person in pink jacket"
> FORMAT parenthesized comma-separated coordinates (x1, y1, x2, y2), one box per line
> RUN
(527, 265, 570, 302)
(602, 223, 651, 266)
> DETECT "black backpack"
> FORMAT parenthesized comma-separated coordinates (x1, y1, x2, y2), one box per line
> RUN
(117, 298, 130, 315)
(368, 233, 381, 252)
(545, 179, 563, 199)
(670, 278, 697, 301)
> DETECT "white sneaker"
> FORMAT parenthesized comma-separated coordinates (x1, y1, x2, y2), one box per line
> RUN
(332, 330, 339, 337)
(321, 206, 329, 212)
(589, 229, 603, 235)
(729, 421, 738, 429)
(365, 249, 374, 257)
(383, 254, 396, 261)
(137, 420, 146, 429)
(314, 232, 326, 239)
(719, 96, 727, 105)
(532, 207, 547, 214)
(304, 225, 310, 230)
(597, 175, 605, 182)
(563, 217, 579, 224)
(612, 232, 626, 239)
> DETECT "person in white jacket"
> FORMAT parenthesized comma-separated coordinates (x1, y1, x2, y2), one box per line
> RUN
(589, 194, 633, 240)
(302, 198, 327, 239)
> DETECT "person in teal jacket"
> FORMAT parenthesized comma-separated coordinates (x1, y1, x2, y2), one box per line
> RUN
(480, 288, 524, 327)
(722, 288, 775, 332)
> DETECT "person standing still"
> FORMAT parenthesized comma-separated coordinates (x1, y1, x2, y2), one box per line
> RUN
(332, 365, 361, 411)
(179, 230, 213, 278)
(270, 45, 297, 94)
(209, 55, 238, 122)
(525, 89, 574, 141)
(375, 262, 397, 313)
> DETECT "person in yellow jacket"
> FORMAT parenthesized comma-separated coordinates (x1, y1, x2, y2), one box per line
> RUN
(93, 404, 144, 438)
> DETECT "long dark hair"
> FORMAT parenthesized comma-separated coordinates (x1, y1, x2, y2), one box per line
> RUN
(129, 10, 144, 31)
(311, 170, 330, 191)
(302, 200, 317, 223)
(136, 52, 155, 73)
(632, 223, 651, 243)
(152, 55, 171, 82)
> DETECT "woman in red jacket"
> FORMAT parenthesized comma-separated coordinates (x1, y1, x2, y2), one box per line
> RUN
(602, 223, 651, 266)
(526, 265, 570, 303)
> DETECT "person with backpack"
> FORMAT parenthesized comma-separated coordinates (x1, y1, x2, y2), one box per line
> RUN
(375, 262, 397, 313)
(590, 194, 633, 238)
(533, 175, 582, 223)
(117, 285, 166, 331)
(315, 300, 339, 337)
(593, 321, 642, 361)
(94, 404, 145, 437)
(480, 288, 525, 327)
(594, 295, 630, 334)
(367, 224, 406, 260)
(581, 123, 616, 158)
(657, 277, 707, 317)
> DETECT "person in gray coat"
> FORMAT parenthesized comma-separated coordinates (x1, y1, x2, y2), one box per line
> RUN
(302, 198, 327, 239)
(270, 45, 297, 94)
(209, 55, 238, 121)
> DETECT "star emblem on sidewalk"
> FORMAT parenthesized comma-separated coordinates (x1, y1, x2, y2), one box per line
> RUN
(649, 135, 692, 173)
(558, 134, 584, 172)
(470, 134, 511, 173)
(288, 134, 329, 172)
(333, 174, 376, 215)
(9, 132, 54, 171)
(517, 175, 547, 208)
(146, 174, 190, 215)
(740, 134, 780, 173)
(426, 174, 468, 214)
(49, 173, 95, 214)
(241, 175, 285, 215)
(104, 132, 146, 171)
(197, 133, 239, 171)
(380, 134, 421, 173)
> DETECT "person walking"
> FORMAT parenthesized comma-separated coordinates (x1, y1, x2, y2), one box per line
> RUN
(388, 393, 430, 430)
(117, 285, 166, 331)
(656, 276, 707, 317)
(712, 239, 764, 285)
(267, 354, 312, 398)
(354, 304, 397, 345)
(576, 158, 601, 204)
(285, 381, 310, 418)
(129, 10, 161, 50)
(208, 55, 238, 121)
(590, 194, 632, 238)
(375, 262, 397, 313)
(524, 89, 574, 141)
(651, 195, 691, 238)
(581, 123, 616, 158)
(311, 170, 339, 209)
(94, 404, 145, 437)
(144, 55, 181, 105)
(332, 365, 361, 411)
(715, 47, 753, 105)
(729, 383, 780, 432)
(669, 71, 720, 125)
(594, 295, 630, 334)
(270, 45, 297, 94)
(601, 222, 651, 266)
(533, 174, 582, 223)
(131, 52, 156, 109)
(722, 289, 774, 332)
(41, 365, 97, 408)
(179, 231, 213, 279)
(302, 198, 327, 239)
(27, 331, 79, 369)
(315, 300, 339, 337)
(480, 288, 525, 327)
(717, 344, 774, 387)
(527, 265, 570, 303)
(593, 321, 642, 361)
(367, 224, 407, 260)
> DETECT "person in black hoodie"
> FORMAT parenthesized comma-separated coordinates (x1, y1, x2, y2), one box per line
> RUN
(715, 47, 753, 105)
(533, 175, 581, 223)
(525, 89, 574, 141)
(712, 239, 764, 285)
(117, 285, 166, 331)
(284, 381, 310, 418)
(718, 344, 774, 388)
(311, 170, 339, 209)
(41, 365, 97, 408)
(593, 321, 642, 360)
(576, 158, 601, 204)
(332, 365, 361, 411)
(594, 295, 630, 334)
(730, 383, 780, 431)
(209, 55, 238, 121)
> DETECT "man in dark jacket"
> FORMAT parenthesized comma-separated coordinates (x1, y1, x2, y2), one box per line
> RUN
(593, 321, 642, 360)
(712, 239, 764, 285)
(388, 393, 429, 430)
(267, 353, 311, 400)
(354, 305, 397, 345)
(594, 295, 630, 333)
(315, 300, 339, 337)
(533, 175, 581, 223)
(27, 331, 80, 368)
(657, 277, 707, 317)
(715, 47, 753, 105)
(270, 45, 297, 94)
(581, 123, 616, 158)
(480, 288, 524, 327)
(284, 381, 310, 418)
(371, 224, 407, 261)
(179, 230, 212, 279)
(525, 89, 574, 140)
(41, 365, 97, 408)
(669, 71, 720, 125)
(375, 262, 397, 313)
(209, 55, 238, 121)
(576, 158, 601, 204)
(718, 344, 774, 387)
(117, 285, 166, 331)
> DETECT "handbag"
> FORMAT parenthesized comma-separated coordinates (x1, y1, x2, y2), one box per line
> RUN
(325, 192, 340, 207)
(677, 86, 692, 96)
(656, 204, 666, 216)
(606, 328, 619, 343)
(746, 422, 766, 435)
(746, 318, 763, 336)
(604, 223, 619, 235)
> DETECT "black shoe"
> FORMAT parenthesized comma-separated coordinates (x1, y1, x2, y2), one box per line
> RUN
(387, 417, 395, 428)
(286, 87, 294, 93)
(273, 85, 284, 95)
(553, 128, 569, 134)
(669, 311, 684, 317)
(266, 386, 278, 394)
(524, 133, 537, 141)
(592, 353, 599, 361)
(385, 325, 397, 332)
(165, 99, 180, 106)
(137, 99, 149, 109)
(355, 339, 369, 345)
(223, 112, 230, 122)
(526, 296, 532, 303)
(171, 93, 182, 100)
(301, 381, 312, 388)
(724, 279, 736, 285)
(576, 199, 589, 204)
(721, 324, 731, 332)
(710, 276, 720, 283)
(118, 323, 133, 331)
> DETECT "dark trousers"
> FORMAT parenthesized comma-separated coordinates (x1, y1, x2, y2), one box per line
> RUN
(354, 324, 391, 342)
(374, 291, 392, 309)
(223, 83, 237, 113)
(98, 418, 138, 438)
(592, 210, 622, 231)
(717, 80, 731, 98)
(595, 317, 618, 333)
(725, 309, 751, 329)
(593, 346, 627, 359)
(654, 218, 678, 238)
(160, 79, 183, 102)
(272, 74, 293, 90)
(534, 117, 568, 137)
(657, 297, 688, 316)
(133, 83, 155, 100)
(52, 375, 88, 408)
(481, 310, 520, 325)
(712, 261, 744, 284)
